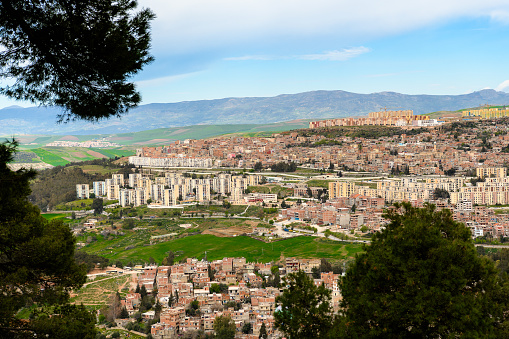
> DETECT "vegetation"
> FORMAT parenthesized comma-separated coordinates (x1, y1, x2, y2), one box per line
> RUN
(81, 233, 363, 264)
(275, 270, 334, 338)
(296, 125, 428, 139)
(0, 0, 154, 121)
(213, 315, 236, 339)
(0, 140, 94, 338)
(339, 203, 508, 337)
(270, 161, 298, 172)
(29, 158, 132, 210)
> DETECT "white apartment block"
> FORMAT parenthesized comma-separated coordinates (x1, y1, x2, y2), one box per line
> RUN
(93, 181, 106, 197)
(129, 156, 213, 168)
(89, 171, 263, 207)
(76, 184, 89, 199)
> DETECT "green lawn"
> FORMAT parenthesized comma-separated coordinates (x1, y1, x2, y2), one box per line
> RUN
(89, 148, 135, 158)
(84, 234, 364, 264)
(41, 213, 70, 221)
(306, 179, 332, 188)
(32, 148, 68, 166)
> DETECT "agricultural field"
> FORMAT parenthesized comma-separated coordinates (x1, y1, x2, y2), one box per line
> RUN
(41, 213, 70, 221)
(81, 232, 364, 265)
(70, 274, 133, 310)
(28, 147, 134, 166)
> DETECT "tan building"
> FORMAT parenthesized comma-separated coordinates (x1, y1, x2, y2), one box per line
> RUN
(476, 167, 507, 179)
(329, 181, 356, 199)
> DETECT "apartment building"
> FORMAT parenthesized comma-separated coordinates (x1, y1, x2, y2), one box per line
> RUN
(329, 181, 356, 199)
(76, 184, 89, 199)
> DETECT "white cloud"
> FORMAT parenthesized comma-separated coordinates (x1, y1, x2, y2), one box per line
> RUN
(299, 47, 370, 61)
(225, 47, 370, 62)
(139, 0, 509, 54)
(490, 10, 509, 24)
(496, 80, 509, 92)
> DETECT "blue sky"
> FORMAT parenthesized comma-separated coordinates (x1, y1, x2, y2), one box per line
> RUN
(2, 0, 509, 109)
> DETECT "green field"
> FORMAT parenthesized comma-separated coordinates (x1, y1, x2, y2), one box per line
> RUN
(32, 148, 69, 166)
(41, 213, 70, 221)
(306, 179, 332, 188)
(29, 147, 135, 166)
(83, 234, 364, 264)
(89, 148, 135, 158)
(106, 121, 311, 145)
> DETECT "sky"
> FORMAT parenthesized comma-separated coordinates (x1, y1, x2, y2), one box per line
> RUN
(2, 0, 509, 108)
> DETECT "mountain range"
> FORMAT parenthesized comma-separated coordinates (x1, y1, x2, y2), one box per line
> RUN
(1, 89, 508, 135)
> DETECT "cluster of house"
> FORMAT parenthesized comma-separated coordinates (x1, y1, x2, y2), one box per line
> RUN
(308, 110, 437, 128)
(76, 172, 264, 207)
(121, 118, 509, 178)
(119, 257, 340, 338)
(280, 195, 386, 230)
(278, 190, 509, 239)
(45, 139, 120, 147)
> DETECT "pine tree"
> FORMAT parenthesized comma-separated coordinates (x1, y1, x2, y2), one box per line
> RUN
(0, 1, 154, 121)
(0, 140, 94, 337)
(340, 202, 508, 338)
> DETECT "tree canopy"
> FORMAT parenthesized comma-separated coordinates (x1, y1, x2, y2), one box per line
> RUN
(274, 270, 333, 338)
(0, 140, 93, 338)
(339, 202, 508, 338)
(0, 0, 154, 121)
(213, 315, 236, 339)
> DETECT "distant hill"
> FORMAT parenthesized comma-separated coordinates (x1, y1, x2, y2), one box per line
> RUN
(1, 89, 508, 135)
(14, 120, 310, 148)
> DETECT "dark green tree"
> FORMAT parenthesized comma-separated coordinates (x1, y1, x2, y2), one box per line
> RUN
(140, 285, 148, 299)
(274, 270, 333, 338)
(0, 140, 93, 337)
(253, 161, 263, 171)
(259, 322, 268, 339)
(0, 0, 154, 121)
(213, 315, 236, 339)
(92, 197, 103, 215)
(433, 187, 450, 200)
(162, 251, 175, 266)
(241, 322, 252, 334)
(339, 202, 507, 338)
(119, 306, 129, 319)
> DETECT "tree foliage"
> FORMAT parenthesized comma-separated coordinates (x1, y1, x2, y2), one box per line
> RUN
(432, 187, 450, 200)
(0, 140, 93, 338)
(270, 161, 298, 172)
(92, 198, 104, 215)
(339, 202, 507, 338)
(274, 270, 333, 338)
(0, 0, 154, 121)
(213, 315, 235, 339)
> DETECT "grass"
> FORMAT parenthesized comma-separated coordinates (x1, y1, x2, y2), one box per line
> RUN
(55, 198, 117, 211)
(357, 182, 377, 189)
(83, 234, 364, 264)
(89, 148, 135, 158)
(97, 328, 145, 339)
(306, 179, 332, 188)
(32, 148, 68, 166)
(248, 185, 293, 196)
(41, 213, 70, 221)
(29, 147, 135, 166)
(71, 275, 131, 308)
